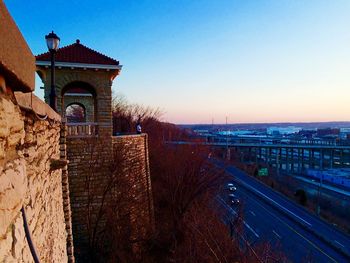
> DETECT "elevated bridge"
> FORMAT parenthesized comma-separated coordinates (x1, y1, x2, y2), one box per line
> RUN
(167, 140, 350, 172)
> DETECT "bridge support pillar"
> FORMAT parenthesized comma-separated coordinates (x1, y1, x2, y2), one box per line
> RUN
(340, 150, 344, 167)
(298, 148, 301, 173)
(310, 149, 315, 169)
(301, 149, 305, 171)
(278, 148, 282, 170)
(226, 147, 231, 161)
(330, 150, 334, 169)
(291, 148, 295, 173)
(286, 148, 290, 172)
(259, 148, 262, 163)
(276, 148, 280, 175)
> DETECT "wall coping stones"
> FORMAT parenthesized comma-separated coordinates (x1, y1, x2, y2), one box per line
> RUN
(112, 134, 147, 139)
(0, 2, 35, 92)
(14, 92, 61, 122)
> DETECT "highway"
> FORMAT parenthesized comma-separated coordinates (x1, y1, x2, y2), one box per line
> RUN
(214, 161, 350, 263)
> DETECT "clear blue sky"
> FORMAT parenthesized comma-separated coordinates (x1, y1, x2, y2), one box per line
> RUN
(5, 0, 350, 124)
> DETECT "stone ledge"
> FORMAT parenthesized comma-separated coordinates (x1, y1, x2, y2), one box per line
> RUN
(14, 92, 61, 122)
(0, 2, 35, 92)
(112, 133, 147, 141)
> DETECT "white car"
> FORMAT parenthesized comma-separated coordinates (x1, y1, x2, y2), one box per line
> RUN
(227, 183, 237, 192)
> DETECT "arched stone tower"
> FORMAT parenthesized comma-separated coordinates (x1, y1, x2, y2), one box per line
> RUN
(36, 40, 123, 260)
(36, 39, 122, 137)
(36, 40, 154, 261)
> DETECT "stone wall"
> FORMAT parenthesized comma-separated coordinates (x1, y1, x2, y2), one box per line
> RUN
(0, 93, 68, 262)
(0, 2, 34, 92)
(66, 133, 155, 260)
(112, 134, 155, 253)
(0, 3, 73, 262)
(66, 135, 113, 261)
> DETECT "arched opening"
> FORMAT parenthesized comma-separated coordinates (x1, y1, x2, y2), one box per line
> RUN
(66, 103, 86, 123)
(61, 81, 97, 123)
(62, 81, 98, 137)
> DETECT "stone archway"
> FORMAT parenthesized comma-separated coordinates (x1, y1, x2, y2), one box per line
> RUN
(61, 81, 97, 123)
(65, 102, 86, 123)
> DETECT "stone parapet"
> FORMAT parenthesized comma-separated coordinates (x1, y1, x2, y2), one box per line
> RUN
(112, 134, 155, 254)
(14, 91, 61, 122)
(66, 135, 113, 261)
(0, 2, 35, 92)
(0, 92, 68, 262)
(0, 3, 70, 262)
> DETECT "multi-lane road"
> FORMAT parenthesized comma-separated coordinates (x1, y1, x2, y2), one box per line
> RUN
(214, 161, 350, 263)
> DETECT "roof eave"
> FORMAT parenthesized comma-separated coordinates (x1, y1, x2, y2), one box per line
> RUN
(36, 60, 122, 70)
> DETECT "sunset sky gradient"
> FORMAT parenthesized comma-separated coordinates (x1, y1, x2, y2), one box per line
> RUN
(6, 0, 350, 124)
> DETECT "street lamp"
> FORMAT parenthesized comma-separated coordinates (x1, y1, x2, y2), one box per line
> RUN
(45, 31, 60, 111)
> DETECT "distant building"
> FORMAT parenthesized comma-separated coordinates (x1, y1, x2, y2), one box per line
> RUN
(340, 128, 350, 140)
(266, 126, 301, 135)
(217, 130, 253, 136)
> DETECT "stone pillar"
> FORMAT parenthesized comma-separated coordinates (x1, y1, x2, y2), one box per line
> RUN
(60, 122, 75, 263)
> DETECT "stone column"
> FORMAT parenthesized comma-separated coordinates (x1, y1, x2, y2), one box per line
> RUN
(60, 122, 75, 263)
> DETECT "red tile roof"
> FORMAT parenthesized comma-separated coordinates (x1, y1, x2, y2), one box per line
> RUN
(36, 39, 119, 66)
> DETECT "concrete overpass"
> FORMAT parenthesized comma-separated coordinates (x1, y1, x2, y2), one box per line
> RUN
(167, 140, 350, 172)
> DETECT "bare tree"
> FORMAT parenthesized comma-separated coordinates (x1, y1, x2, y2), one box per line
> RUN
(112, 93, 162, 134)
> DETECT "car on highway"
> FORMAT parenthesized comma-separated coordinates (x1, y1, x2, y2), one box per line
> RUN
(228, 193, 240, 205)
(227, 183, 237, 192)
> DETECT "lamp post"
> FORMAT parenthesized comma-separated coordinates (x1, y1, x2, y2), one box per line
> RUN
(45, 31, 60, 111)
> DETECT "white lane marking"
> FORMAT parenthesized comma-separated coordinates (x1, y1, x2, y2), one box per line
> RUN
(250, 210, 256, 216)
(233, 176, 312, 227)
(216, 196, 237, 216)
(272, 230, 281, 239)
(243, 221, 260, 238)
(236, 188, 338, 263)
(217, 196, 259, 239)
(334, 240, 345, 248)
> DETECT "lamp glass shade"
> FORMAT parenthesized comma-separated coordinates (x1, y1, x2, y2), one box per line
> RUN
(45, 31, 60, 51)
